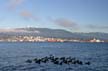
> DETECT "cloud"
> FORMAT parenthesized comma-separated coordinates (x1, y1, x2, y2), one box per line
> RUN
(6, 0, 39, 21)
(7, 0, 24, 10)
(20, 10, 38, 21)
(52, 18, 78, 29)
(87, 24, 108, 29)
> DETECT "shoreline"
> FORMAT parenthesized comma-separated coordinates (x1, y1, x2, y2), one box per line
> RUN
(0, 41, 107, 43)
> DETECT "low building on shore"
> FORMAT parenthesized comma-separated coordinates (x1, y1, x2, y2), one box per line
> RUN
(89, 38, 104, 43)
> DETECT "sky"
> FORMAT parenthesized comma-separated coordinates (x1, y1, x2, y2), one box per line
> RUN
(0, 0, 108, 33)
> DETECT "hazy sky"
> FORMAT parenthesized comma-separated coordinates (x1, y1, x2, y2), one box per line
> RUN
(0, 0, 108, 32)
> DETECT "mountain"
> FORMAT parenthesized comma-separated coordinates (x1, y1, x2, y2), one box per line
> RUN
(0, 27, 108, 40)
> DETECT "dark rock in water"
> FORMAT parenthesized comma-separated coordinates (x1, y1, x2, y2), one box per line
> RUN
(54, 57, 59, 61)
(72, 61, 77, 64)
(41, 58, 49, 63)
(59, 62, 63, 65)
(63, 60, 69, 64)
(53, 61, 59, 65)
(78, 61, 83, 65)
(60, 57, 65, 60)
(75, 60, 83, 65)
(35, 59, 41, 64)
(85, 62, 90, 65)
(26, 59, 32, 63)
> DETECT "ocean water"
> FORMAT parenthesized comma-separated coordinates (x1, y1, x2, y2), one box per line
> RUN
(0, 42, 108, 71)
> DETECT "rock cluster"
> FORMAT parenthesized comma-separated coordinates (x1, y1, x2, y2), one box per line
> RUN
(26, 55, 90, 65)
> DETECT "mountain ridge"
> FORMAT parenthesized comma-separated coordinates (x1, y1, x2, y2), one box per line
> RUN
(0, 27, 108, 40)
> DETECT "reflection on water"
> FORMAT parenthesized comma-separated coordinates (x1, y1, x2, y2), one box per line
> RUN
(0, 42, 108, 71)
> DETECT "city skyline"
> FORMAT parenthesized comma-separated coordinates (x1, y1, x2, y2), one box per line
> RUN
(0, 0, 108, 33)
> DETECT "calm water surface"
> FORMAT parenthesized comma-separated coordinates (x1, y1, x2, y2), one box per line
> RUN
(0, 42, 108, 71)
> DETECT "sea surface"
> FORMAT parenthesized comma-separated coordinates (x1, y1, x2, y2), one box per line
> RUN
(0, 42, 108, 71)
